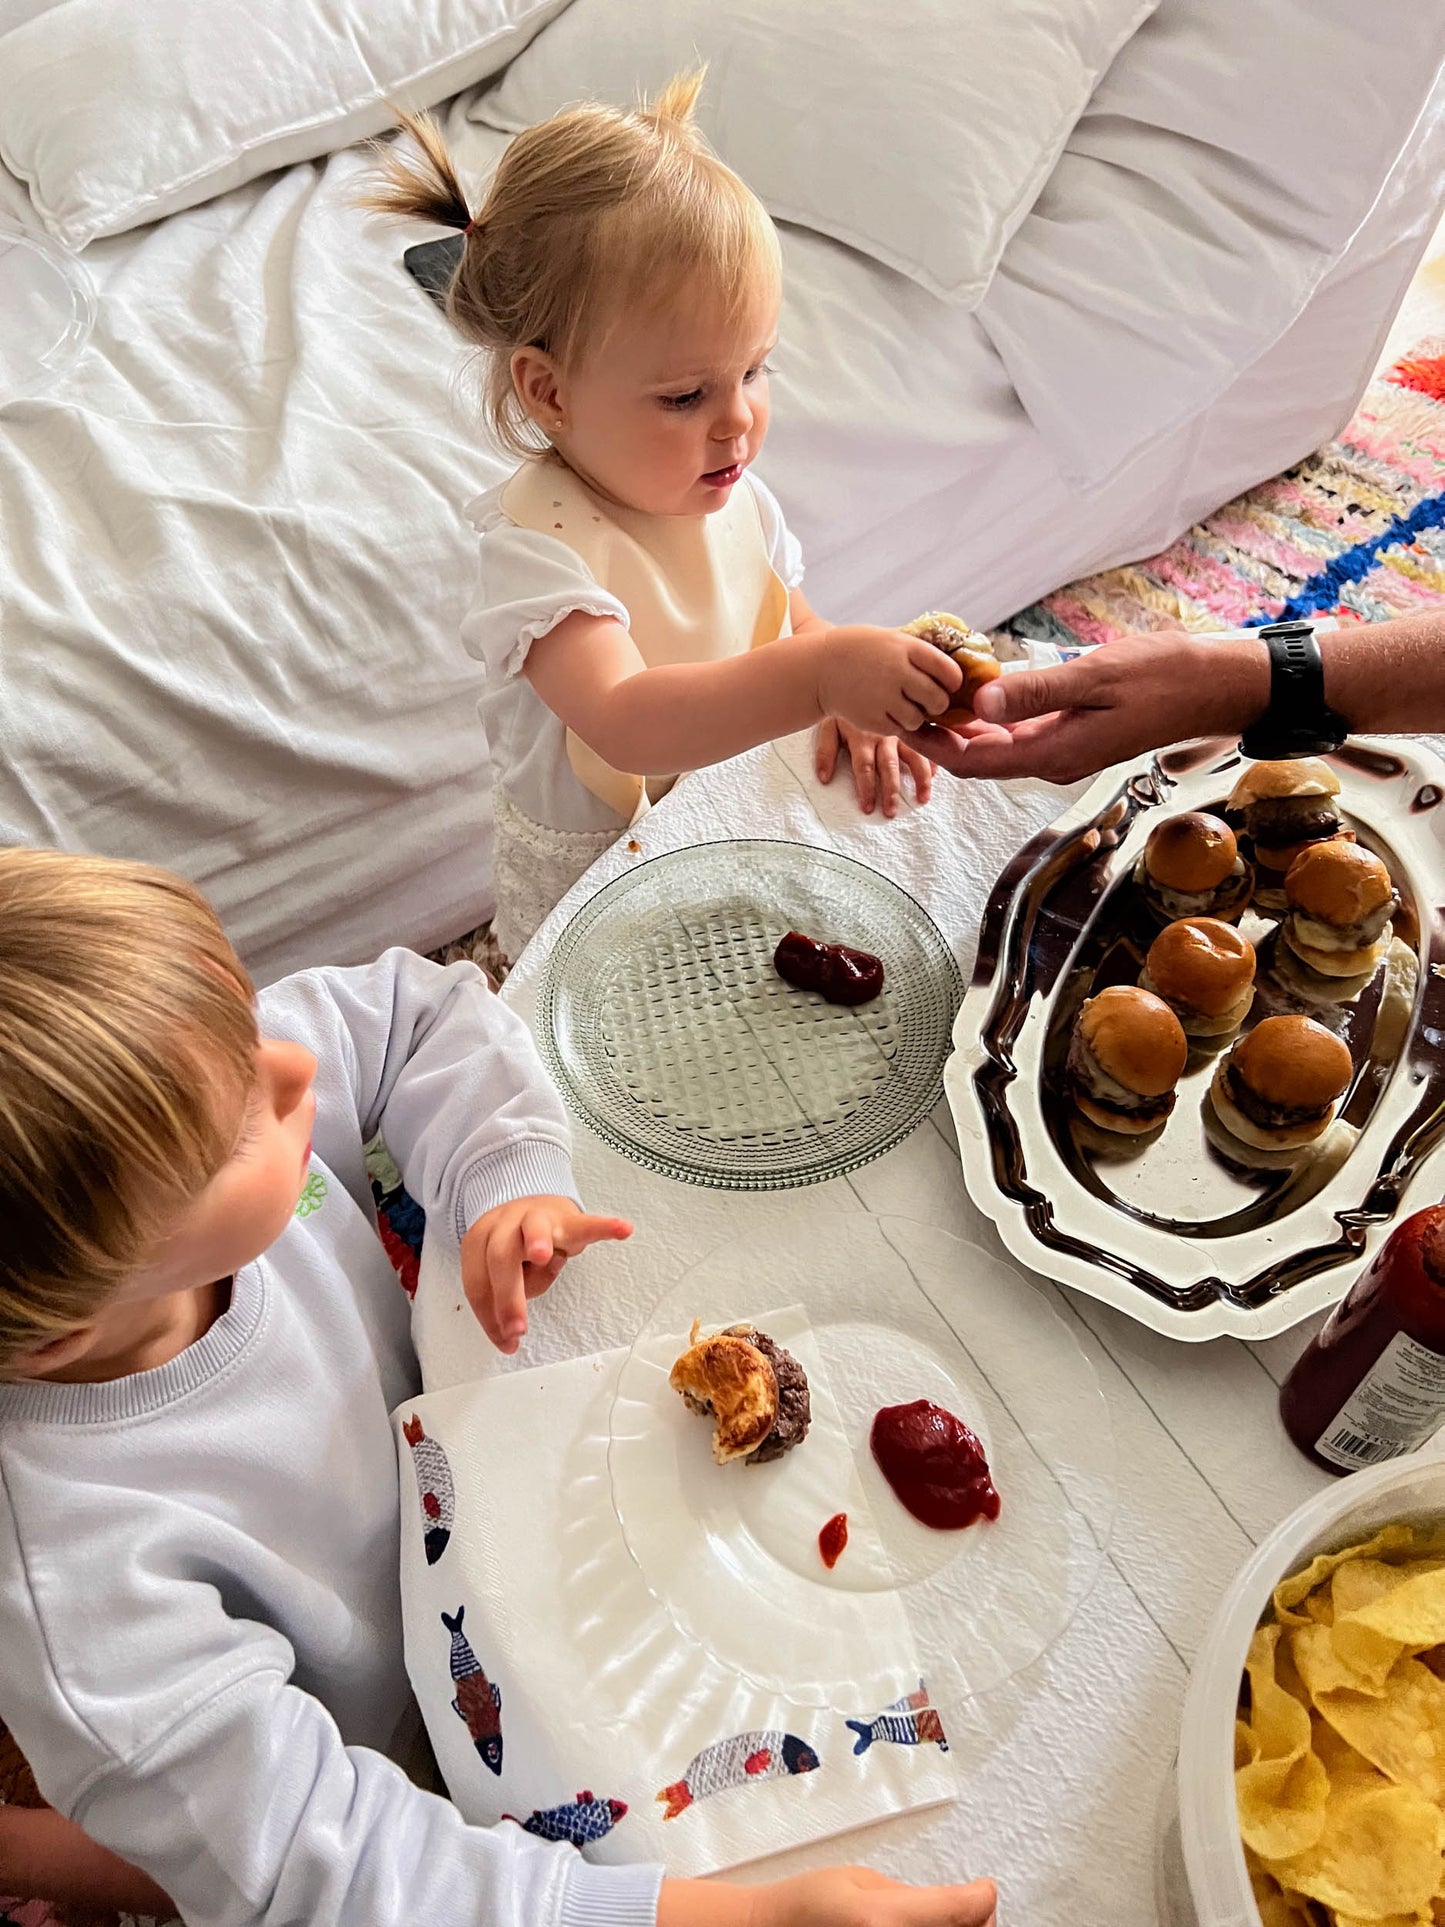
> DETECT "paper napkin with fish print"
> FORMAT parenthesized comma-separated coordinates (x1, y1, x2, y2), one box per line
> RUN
(393, 1305, 958, 1878)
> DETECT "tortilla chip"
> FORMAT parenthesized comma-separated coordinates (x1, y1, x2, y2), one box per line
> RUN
(1312, 1714, 1386, 1787)
(1238, 1625, 1330, 1858)
(1262, 1778, 1443, 1918)
(1245, 1848, 1314, 1925)
(1334, 1914, 1433, 1926)
(1315, 1655, 1445, 1807)
(1347, 1564, 1445, 1650)
(1294, 1620, 1394, 1701)
(1273, 1526, 1417, 1627)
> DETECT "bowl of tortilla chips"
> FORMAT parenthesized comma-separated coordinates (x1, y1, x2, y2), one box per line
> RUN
(1163, 1452, 1445, 1927)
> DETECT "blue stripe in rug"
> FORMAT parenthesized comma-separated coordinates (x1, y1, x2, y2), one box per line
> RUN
(1245, 490, 1445, 625)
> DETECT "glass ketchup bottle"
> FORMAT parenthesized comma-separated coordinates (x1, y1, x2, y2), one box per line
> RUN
(1281, 1205, 1445, 1474)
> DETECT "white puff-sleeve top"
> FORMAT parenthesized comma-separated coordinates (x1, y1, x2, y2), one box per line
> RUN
(461, 457, 805, 958)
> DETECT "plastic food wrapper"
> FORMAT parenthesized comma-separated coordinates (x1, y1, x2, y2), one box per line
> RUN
(1237, 1523, 1445, 1924)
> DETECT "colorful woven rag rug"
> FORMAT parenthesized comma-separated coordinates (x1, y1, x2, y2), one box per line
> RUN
(997, 339, 1445, 651)
(4, 343, 1445, 1927)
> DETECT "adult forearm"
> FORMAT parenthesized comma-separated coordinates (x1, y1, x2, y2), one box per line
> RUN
(1321, 611, 1445, 734)
(584, 636, 828, 774)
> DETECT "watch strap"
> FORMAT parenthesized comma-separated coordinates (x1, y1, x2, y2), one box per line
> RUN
(1239, 620, 1350, 761)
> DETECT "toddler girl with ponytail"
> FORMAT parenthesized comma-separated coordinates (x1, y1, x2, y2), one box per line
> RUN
(364, 74, 961, 958)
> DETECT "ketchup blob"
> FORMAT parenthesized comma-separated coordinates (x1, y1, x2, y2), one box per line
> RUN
(818, 1511, 849, 1569)
(870, 1400, 1001, 1531)
(773, 931, 884, 1006)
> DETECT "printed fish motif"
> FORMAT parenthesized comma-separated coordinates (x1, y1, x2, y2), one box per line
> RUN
(441, 1606, 503, 1774)
(846, 1681, 948, 1755)
(656, 1730, 819, 1821)
(504, 1791, 628, 1848)
(403, 1414, 455, 1566)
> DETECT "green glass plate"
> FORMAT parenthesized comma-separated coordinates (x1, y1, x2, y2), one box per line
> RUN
(538, 840, 962, 1189)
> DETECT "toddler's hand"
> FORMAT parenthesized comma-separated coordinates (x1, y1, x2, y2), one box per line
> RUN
(461, 1196, 632, 1354)
(816, 626, 962, 737)
(816, 719, 935, 817)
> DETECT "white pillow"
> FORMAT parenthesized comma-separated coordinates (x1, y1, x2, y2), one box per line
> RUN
(0, 0, 575, 250)
(976, 0, 1445, 487)
(471, 0, 1157, 309)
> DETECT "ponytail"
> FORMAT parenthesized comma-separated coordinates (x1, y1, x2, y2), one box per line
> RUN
(357, 105, 473, 231)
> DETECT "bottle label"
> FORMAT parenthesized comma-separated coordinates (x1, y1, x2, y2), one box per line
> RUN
(1315, 1331, 1445, 1469)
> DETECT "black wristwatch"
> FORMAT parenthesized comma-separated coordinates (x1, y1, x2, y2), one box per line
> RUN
(1239, 620, 1350, 761)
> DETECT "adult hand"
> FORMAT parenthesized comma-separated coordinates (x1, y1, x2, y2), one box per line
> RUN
(461, 1196, 632, 1354)
(815, 719, 935, 816)
(657, 1867, 997, 1927)
(752, 1868, 997, 1927)
(905, 632, 1269, 785)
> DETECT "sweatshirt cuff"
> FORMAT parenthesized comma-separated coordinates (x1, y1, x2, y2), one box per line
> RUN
(453, 1138, 582, 1240)
(558, 1859, 664, 1927)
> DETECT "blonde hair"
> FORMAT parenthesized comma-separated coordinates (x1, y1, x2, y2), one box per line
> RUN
(360, 71, 781, 458)
(0, 848, 257, 1371)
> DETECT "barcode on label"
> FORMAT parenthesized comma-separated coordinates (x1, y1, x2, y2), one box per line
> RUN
(1324, 1428, 1405, 1466)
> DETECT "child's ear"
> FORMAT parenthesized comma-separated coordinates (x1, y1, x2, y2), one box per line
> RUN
(510, 346, 566, 433)
(7, 1325, 97, 1380)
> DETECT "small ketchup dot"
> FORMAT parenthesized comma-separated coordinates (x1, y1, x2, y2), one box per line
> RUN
(818, 1512, 849, 1569)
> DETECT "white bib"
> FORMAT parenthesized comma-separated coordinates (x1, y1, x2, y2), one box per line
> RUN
(500, 457, 790, 822)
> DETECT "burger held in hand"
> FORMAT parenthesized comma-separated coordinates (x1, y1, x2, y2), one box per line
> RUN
(1066, 984, 1188, 1137)
(1140, 918, 1257, 1038)
(901, 612, 1001, 727)
(1208, 1014, 1353, 1156)
(1133, 812, 1253, 925)
(1226, 759, 1345, 910)
(1276, 841, 1397, 1003)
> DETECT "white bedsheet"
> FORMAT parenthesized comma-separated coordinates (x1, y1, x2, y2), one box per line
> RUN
(0, 82, 1439, 979)
(0, 134, 514, 983)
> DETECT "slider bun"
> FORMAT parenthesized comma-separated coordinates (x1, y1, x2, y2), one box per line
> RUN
(1282, 928, 1392, 980)
(1143, 918, 1256, 1021)
(1075, 1089, 1172, 1137)
(1227, 1014, 1352, 1110)
(1227, 758, 1341, 809)
(1207, 1068, 1334, 1153)
(1284, 840, 1393, 924)
(903, 611, 1002, 725)
(669, 1331, 778, 1464)
(1254, 828, 1355, 875)
(1267, 931, 1377, 1007)
(1076, 985, 1188, 1095)
(1143, 813, 1239, 892)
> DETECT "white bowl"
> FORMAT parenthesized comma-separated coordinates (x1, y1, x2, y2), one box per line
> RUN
(1159, 1449, 1445, 1927)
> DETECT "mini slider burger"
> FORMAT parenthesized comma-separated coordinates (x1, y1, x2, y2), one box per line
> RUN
(1226, 759, 1345, 911)
(901, 612, 1001, 727)
(1275, 841, 1397, 1006)
(1208, 1014, 1353, 1157)
(1134, 812, 1254, 925)
(1066, 984, 1188, 1137)
(1139, 917, 1256, 1038)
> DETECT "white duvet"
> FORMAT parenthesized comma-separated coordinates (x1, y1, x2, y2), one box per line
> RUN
(0, 136, 514, 981)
